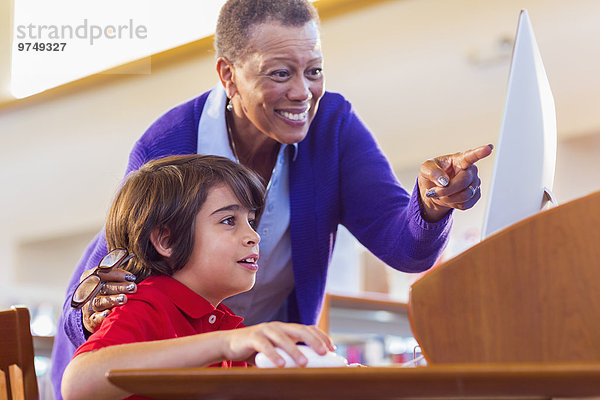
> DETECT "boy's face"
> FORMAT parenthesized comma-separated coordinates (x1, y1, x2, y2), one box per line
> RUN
(173, 184, 260, 306)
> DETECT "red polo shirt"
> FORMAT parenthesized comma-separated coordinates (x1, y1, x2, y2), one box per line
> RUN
(74, 274, 246, 369)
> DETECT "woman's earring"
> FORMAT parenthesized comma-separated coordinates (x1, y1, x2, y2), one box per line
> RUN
(226, 98, 233, 112)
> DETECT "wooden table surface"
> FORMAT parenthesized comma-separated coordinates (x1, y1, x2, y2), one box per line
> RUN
(107, 362, 600, 400)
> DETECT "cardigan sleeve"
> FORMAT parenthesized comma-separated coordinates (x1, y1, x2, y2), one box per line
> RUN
(337, 103, 452, 272)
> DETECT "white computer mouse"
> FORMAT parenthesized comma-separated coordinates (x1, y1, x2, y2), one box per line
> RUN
(255, 344, 348, 368)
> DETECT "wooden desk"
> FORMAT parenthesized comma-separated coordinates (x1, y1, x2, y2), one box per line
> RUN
(409, 191, 600, 364)
(107, 363, 600, 400)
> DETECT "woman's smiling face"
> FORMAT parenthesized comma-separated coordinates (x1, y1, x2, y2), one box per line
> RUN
(229, 20, 324, 144)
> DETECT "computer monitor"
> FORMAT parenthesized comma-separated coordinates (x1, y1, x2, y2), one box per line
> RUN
(481, 10, 557, 239)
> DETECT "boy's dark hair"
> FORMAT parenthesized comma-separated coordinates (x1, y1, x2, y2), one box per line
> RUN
(215, 0, 319, 62)
(105, 154, 265, 281)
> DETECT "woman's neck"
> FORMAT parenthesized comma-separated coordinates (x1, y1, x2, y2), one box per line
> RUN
(227, 112, 281, 183)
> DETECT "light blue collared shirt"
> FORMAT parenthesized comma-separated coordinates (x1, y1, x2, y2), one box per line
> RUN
(197, 85, 296, 325)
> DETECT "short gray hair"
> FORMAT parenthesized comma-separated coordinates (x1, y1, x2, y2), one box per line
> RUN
(215, 0, 319, 62)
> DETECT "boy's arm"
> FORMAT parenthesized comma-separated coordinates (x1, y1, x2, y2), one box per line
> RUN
(62, 332, 227, 400)
(61, 322, 334, 400)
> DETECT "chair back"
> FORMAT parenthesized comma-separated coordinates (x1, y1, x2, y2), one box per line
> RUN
(0, 307, 39, 400)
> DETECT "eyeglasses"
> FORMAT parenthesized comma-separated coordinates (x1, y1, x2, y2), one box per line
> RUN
(71, 248, 135, 309)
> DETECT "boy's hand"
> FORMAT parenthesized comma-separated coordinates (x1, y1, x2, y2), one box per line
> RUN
(80, 267, 137, 333)
(222, 322, 335, 367)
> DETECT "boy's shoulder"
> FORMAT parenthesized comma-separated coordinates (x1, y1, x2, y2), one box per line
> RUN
(74, 277, 181, 355)
(130, 275, 244, 326)
(128, 275, 214, 318)
(128, 275, 180, 307)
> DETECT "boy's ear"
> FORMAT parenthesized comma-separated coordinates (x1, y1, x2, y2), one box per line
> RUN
(150, 226, 173, 258)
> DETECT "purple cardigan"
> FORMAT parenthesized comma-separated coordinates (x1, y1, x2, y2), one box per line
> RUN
(50, 90, 452, 399)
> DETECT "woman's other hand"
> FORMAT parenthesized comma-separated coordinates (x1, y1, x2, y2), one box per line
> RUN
(80, 268, 137, 333)
(418, 144, 494, 222)
(221, 322, 335, 367)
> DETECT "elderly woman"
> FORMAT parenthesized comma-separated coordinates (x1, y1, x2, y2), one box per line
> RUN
(51, 0, 491, 398)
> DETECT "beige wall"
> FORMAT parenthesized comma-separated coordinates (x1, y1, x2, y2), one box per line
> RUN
(1, 0, 600, 313)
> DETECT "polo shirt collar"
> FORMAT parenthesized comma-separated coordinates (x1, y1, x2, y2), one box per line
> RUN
(144, 275, 243, 323)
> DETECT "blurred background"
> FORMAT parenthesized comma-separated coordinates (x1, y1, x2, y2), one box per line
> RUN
(1, 0, 600, 397)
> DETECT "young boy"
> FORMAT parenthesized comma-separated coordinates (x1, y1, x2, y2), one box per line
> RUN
(61, 155, 334, 400)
